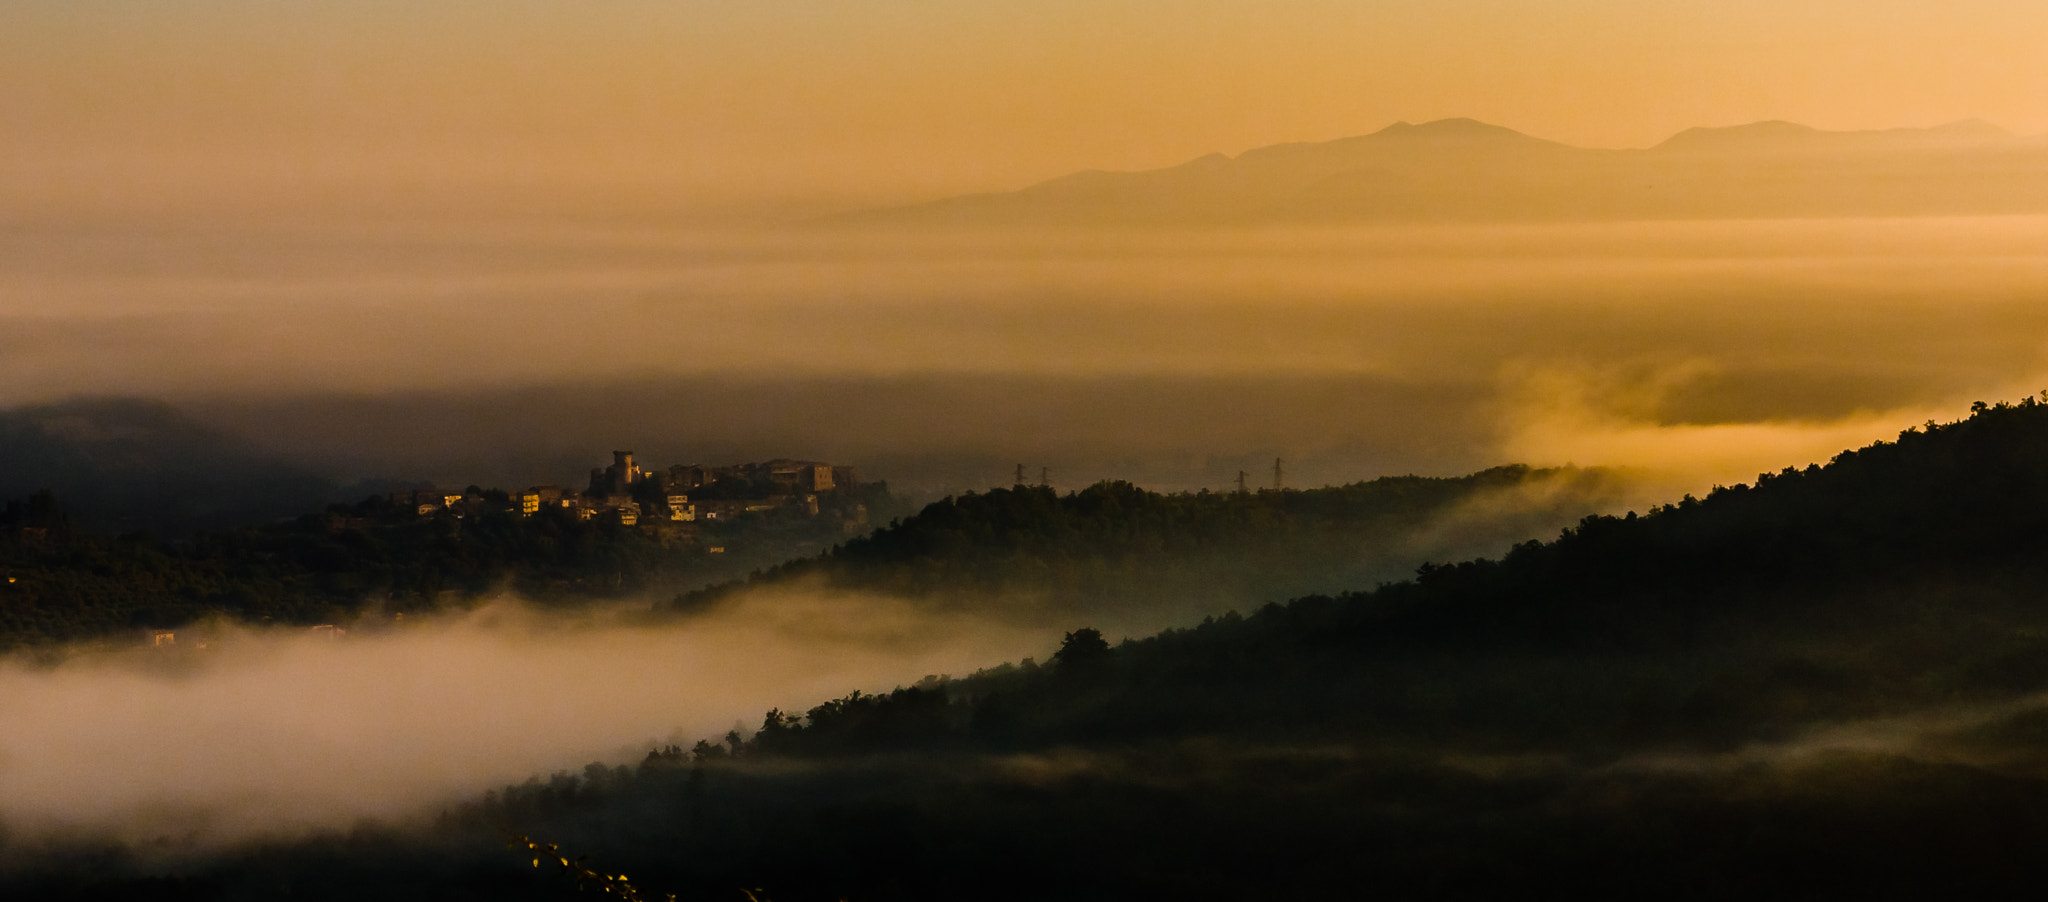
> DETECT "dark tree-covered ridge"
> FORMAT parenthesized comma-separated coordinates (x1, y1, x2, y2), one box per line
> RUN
(670, 464, 1632, 624)
(27, 401, 2048, 899)
(438, 396, 2048, 901)
(0, 483, 890, 650)
(716, 396, 2048, 761)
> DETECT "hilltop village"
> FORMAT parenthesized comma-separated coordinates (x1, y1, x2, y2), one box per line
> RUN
(0, 450, 890, 651)
(385, 452, 869, 537)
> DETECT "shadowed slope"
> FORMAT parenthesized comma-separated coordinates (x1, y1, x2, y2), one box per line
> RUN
(0, 398, 335, 535)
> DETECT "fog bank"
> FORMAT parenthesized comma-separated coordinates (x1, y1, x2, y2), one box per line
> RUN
(0, 594, 1050, 852)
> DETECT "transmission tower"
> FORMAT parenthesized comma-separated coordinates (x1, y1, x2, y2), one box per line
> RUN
(1273, 457, 1284, 491)
(1040, 467, 1050, 489)
(1235, 470, 1249, 495)
(1014, 463, 1026, 486)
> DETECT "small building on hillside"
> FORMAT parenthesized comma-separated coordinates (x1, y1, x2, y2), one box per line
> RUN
(666, 495, 696, 521)
(667, 464, 712, 490)
(592, 451, 645, 495)
(762, 459, 836, 494)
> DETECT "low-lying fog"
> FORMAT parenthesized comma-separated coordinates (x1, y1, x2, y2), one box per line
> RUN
(5, 217, 2046, 495)
(0, 593, 1051, 852)
(0, 468, 1645, 857)
(5, 213, 2046, 859)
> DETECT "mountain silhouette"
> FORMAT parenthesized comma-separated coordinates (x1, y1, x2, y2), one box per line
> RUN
(843, 118, 2048, 225)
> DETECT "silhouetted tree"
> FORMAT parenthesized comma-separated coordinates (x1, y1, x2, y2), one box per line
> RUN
(1052, 627, 1112, 677)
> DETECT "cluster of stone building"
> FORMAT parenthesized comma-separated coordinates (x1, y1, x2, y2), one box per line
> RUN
(388, 451, 861, 530)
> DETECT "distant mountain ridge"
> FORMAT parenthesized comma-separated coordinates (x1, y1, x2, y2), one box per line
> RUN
(843, 118, 2048, 225)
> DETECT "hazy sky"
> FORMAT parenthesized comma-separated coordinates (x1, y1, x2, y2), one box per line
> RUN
(5, 0, 2046, 219)
(5, 1, 2048, 496)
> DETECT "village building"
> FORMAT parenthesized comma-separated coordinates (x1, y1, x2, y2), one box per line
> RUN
(387, 486, 443, 508)
(591, 451, 644, 496)
(666, 495, 697, 521)
(758, 459, 835, 493)
(401, 451, 862, 532)
(666, 464, 712, 490)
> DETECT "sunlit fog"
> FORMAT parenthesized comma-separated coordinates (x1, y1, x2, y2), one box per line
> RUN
(9, 1, 2048, 893)
(5, 216, 2044, 494)
(0, 595, 1048, 850)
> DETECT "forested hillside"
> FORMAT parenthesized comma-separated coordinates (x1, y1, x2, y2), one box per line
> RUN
(0, 485, 887, 650)
(0, 457, 1618, 650)
(673, 464, 1631, 628)
(26, 398, 2048, 899)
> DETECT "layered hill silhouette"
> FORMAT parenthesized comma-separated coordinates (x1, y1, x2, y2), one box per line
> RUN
(38, 398, 2048, 899)
(667, 464, 1634, 630)
(474, 396, 2048, 898)
(846, 118, 2048, 225)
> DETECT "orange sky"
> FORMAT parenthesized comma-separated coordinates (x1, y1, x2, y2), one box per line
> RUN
(6, 1, 2048, 492)
(4, 0, 2045, 221)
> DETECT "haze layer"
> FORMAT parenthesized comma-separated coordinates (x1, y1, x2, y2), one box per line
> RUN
(4, 216, 2042, 495)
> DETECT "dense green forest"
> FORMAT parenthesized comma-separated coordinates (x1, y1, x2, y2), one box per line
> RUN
(672, 464, 1632, 628)
(0, 484, 890, 650)
(21, 399, 2048, 898)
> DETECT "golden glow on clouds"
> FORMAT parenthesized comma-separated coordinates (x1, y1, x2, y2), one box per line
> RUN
(1494, 361, 1963, 492)
(4, 2, 2047, 491)
(9, 1, 2048, 849)
(0, 595, 1048, 846)
(6, 217, 2048, 498)
(3, 1, 2045, 218)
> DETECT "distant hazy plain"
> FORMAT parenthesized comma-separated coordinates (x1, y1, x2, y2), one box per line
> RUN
(3, 216, 2042, 495)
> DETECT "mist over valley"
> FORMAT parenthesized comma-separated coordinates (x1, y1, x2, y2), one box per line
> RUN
(10, 200, 2048, 898)
(15, 397, 2048, 898)
(9, 6, 2048, 890)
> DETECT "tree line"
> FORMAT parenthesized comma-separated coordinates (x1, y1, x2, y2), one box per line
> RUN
(669, 464, 1627, 620)
(0, 483, 893, 650)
